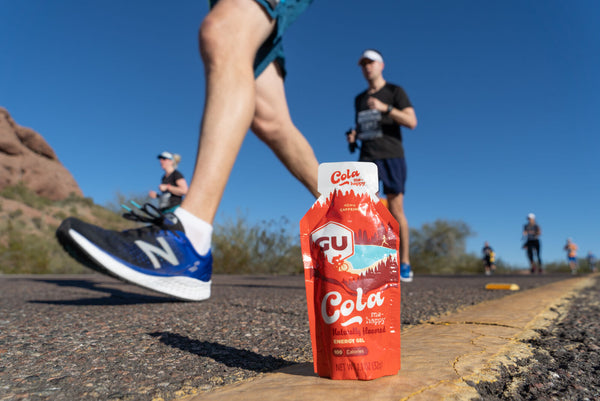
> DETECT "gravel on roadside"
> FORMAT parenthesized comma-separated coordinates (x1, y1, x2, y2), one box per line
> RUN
(471, 275, 600, 400)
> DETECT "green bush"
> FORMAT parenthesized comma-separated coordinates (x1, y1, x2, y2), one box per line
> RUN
(0, 185, 125, 274)
(212, 213, 303, 275)
(578, 257, 598, 273)
(8, 209, 23, 219)
(492, 258, 523, 274)
(544, 260, 571, 273)
(0, 182, 52, 209)
(32, 217, 43, 230)
(410, 219, 476, 274)
(53, 211, 68, 221)
(103, 191, 153, 213)
(0, 220, 85, 274)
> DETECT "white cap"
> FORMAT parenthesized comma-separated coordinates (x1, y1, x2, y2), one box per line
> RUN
(527, 213, 535, 219)
(157, 151, 173, 160)
(358, 49, 384, 64)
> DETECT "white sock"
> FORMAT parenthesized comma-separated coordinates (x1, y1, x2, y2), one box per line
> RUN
(174, 207, 213, 256)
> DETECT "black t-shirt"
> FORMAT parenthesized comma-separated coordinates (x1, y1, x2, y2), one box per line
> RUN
(482, 246, 493, 260)
(523, 223, 541, 241)
(354, 83, 413, 161)
(158, 169, 184, 210)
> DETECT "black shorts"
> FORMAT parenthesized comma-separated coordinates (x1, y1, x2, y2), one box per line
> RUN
(372, 158, 407, 195)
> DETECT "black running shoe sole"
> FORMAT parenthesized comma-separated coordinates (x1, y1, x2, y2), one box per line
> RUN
(56, 220, 120, 279)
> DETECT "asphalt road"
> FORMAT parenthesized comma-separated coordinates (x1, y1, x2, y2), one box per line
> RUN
(0, 273, 591, 400)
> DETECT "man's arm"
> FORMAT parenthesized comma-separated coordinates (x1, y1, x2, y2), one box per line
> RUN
(389, 106, 417, 129)
(367, 96, 417, 129)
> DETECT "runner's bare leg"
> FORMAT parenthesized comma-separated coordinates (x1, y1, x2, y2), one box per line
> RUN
(182, 0, 276, 223)
(387, 193, 410, 265)
(251, 62, 319, 198)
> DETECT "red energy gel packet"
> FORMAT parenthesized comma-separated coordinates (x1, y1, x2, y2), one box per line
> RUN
(300, 162, 401, 380)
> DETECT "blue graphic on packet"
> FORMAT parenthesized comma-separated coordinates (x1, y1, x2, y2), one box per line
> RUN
(345, 245, 395, 273)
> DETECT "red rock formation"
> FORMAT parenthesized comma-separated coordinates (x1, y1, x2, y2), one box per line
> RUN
(0, 107, 83, 200)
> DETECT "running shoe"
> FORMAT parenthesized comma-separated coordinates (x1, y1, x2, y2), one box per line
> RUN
(56, 204, 212, 301)
(400, 263, 413, 282)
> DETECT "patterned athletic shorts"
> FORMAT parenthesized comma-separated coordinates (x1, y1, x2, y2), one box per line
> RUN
(209, 0, 313, 78)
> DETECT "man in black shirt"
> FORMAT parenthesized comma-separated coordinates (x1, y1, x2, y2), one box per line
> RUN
(347, 49, 418, 282)
(522, 213, 542, 274)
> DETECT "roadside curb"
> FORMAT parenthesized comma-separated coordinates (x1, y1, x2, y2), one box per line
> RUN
(176, 275, 594, 401)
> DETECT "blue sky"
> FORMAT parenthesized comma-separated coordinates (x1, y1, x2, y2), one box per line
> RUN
(2, 0, 599, 268)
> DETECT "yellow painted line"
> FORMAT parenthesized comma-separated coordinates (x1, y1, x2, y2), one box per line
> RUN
(485, 283, 520, 291)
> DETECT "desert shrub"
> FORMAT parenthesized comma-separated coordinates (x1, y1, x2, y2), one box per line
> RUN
(0, 221, 50, 273)
(89, 206, 130, 230)
(0, 220, 86, 274)
(56, 193, 94, 208)
(104, 191, 153, 213)
(8, 209, 23, 219)
(410, 219, 475, 274)
(78, 196, 95, 207)
(543, 261, 571, 273)
(32, 217, 43, 229)
(212, 213, 302, 275)
(0, 182, 52, 210)
(577, 256, 598, 273)
(53, 211, 68, 221)
(492, 258, 523, 274)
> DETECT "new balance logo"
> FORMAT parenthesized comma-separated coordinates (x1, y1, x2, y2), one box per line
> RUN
(135, 237, 179, 268)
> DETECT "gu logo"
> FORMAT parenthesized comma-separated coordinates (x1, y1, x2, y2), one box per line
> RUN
(311, 222, 354, 264)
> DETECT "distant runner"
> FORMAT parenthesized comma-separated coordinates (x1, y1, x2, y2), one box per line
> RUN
(523, 213, 542, 274)
(148, 151, 188, 213)
(564, 238, 578, 275)
(482, 241, 496, 276)
(587, 251, 597, 273)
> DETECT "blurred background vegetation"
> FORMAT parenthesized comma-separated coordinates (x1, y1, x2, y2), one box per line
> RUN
(0, 184, 594, 275)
